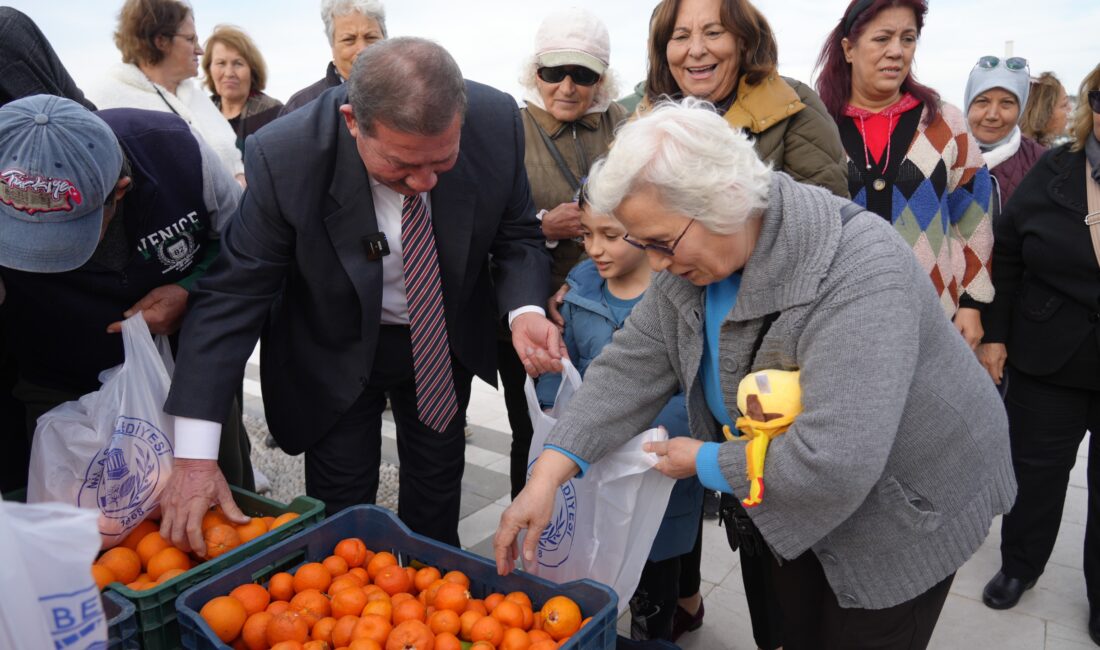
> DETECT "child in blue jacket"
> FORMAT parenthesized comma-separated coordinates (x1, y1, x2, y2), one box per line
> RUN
(536, 193, 704, 641)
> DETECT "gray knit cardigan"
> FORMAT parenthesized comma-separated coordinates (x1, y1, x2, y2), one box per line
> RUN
(545, 172, 1016, 609)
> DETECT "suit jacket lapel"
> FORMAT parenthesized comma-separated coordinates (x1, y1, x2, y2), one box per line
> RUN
(430, 159, 476, 304)
(324, 124, 383, 334)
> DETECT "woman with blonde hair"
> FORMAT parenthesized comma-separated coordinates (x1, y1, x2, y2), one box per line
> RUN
(1021, 71, 1071, 147)
(203, 25, 283, 154)
(977, 63, 1100, 645)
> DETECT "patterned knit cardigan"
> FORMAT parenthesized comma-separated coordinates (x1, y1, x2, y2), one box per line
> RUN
(841, 102, 994, 318)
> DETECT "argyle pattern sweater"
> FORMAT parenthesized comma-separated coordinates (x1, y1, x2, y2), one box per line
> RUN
(841, 102, 994, 318)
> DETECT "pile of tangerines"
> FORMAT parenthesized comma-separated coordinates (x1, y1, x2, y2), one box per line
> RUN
(91, 507, 300, 592)
(198, 536, 590, 650)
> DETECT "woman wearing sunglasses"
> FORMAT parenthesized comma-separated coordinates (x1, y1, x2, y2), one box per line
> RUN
(977, 65, 1100, 644)
(815, 0, 993, 352)
(965, 55, 1046, 206)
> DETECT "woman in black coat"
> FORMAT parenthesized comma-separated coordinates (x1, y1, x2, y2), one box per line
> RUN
(977, 62, 1100, 645)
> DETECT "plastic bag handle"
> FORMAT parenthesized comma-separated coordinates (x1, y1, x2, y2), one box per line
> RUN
(121, 313, 172, 385)
(522, 357, 581, 418)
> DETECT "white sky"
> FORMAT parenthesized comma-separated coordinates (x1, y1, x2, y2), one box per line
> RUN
(7, 0, 1100, 111)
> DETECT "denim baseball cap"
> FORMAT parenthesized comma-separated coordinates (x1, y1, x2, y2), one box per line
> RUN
(0, 94, 122, 273)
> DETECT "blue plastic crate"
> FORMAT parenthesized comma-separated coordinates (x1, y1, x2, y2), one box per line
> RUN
(103, 589, 139, 650)
(177, 505, 618, 649)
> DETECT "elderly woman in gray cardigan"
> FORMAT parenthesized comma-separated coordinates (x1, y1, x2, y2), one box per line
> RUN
(494, 100, 1016, 649)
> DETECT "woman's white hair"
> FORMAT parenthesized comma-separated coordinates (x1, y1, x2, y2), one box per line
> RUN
(586, 98, 771, 235)
(518, 56, 620, 111)
(321, 0, 387, 46)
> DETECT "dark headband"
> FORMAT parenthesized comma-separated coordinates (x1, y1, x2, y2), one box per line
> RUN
(843, 0, 875, 35)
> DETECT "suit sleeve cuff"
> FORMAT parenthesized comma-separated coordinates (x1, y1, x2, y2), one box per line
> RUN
(545, 445, 589, 478)
(173, 416, 223, 460)
(696, 442, 735, 494)
(508, 306, 546, 329)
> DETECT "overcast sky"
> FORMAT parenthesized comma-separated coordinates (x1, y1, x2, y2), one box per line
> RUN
(7, 0, 1100, 110)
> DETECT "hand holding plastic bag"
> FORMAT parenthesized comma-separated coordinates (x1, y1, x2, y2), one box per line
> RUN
(27, 313, 175, 547)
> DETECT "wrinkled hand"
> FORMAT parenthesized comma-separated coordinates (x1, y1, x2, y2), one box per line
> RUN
(540, 202, 584, 242)
(159, 459, 249, 557)
(494, 475, 558, 575)
(512, 312, 566, 377)
(547, 284, 569, 329)
(644, 437, 704, 479)
(977, 342, 1007, 385)
(953, 307, 984, 351)
(107, 284, 189, 335)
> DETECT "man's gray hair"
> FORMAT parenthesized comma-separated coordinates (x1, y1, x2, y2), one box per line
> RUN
(347, 37, 468, 136)
(587, 98, 772, 235)
(321, 0, 387, 46)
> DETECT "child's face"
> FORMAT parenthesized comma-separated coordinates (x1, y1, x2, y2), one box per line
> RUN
(580, 207, 647, 280)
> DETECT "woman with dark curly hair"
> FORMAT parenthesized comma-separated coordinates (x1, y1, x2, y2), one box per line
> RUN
(89, 0, 244, 183)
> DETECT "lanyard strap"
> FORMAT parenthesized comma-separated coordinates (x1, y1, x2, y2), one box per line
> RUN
(1085, 161, 1100, 269)
(528, 114, 581, 194)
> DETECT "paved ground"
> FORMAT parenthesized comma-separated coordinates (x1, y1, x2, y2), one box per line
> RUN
(241, 353, 1096, 649)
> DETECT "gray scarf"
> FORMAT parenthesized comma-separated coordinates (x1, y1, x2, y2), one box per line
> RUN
(1086, 133, 1100, 184)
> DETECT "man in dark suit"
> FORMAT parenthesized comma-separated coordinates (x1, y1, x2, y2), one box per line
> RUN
(158, 37, 560, 553)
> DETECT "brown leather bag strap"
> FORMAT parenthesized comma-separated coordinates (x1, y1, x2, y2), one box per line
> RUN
(1085, 161, 1100, 268)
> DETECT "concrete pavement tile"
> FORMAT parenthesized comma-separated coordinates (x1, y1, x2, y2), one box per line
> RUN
(699, 520, 739, 587)
(1069, 458, 1088, 489)
(1046, 619, 1098, 649)
(244, 363, 260, 381)
(949, 521, 1003, 602)
(460, 492, 492, 520)
(465, 424, 515, 455)
(462, 464, 512, 501)
(465, 444, 506, 468)
(1004, 563, 1091, 633)
(486, 456, 513, 476)
(1063, 486, 1089, 526)
(381, 435, 399, 466)
(677, 585, 761, 650)
(243, 377, 262, 397)
(1049, 521, 1086, 572)
(457, 503, 506, 551)
(465, 534, 495, 559)
(495, 494, 512, 507)
(475, 413, 516, 436)
(928, 594, 1045, 649)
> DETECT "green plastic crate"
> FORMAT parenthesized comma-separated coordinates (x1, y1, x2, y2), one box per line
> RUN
(106, 486, 324, 650)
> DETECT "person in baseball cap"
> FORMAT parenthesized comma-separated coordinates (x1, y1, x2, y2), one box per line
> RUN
(0, 95, 123, 273)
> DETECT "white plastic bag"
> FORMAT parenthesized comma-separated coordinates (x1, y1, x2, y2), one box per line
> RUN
(27, 313, 175, 547)
(0, 498, 106, 650)
(523, 359, 676, 614)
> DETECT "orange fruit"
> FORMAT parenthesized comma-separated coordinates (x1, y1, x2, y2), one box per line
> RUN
(434, 631, 462, 650)
(441, 571, 469, 588)
(458, 610, 483, 641)
(323, 554, 350, 577)
(119, 520, 159, 550)
(334, 538, 369, 568)
(268, 600, 292, 616)
(135, 532, 172, 568)
(270, 641, 306, 650)
(385, 619, 433, 650)
(290, 589, 332, 628)
(392, 598, 426, 625)
(331, 614, 360, 647)
(201, 595, 249, 643)
(331, 586, 369, 619)
(465, 599, 488, 616)
(421, 580, 446, 607)
(156, 568, 187, 584)
(348, 567, 370, 584)
(580, 616, 592, 628)
(391, 592, 415, 608)
(266, 610, 310, 646)
(501, 627, 533, 650)
(329, 574, 363, 595)
(527, 630, 552, 644)
(237, 518, 270, 544)
(204, 524, 242, 559)
(91, 565, 115, 591)
(505, 592, 533, 609)
(432, 582, 469, 614)
(241, 611, 274, 650)
(469, 615, 505, 646)
(413, 567, 441, 594)
(374, 564, 412, 596)
(292, 563, 333, 594)
(202, 508, 232, 531)
(529, 641, 557, 650)
(363, 585, 390, 602)
(269, 572, 296, 601)
(303, 641, 328, 650)
(146, 547, 190, 580)
(96, 547, 142, 585)
(125, 580, 153, 591)
(312, 615, 338, 645)
(231, 583, 272, 616)
(263, 516, 276, 528)
(352, 613, 392, 645)
(470, 642, 496, 650)
(366, 552, 398, 581)
(349, 639, 383, 650)
(272, 512, 300, 529)
(491, 600, 525, 629)
(361, 599, 392, 622)
(540, 596, 581, 641)
(483, 593, 504, 613)
(428, 609, 460, 636)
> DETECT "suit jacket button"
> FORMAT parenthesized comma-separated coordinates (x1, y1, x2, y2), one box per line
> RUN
(721, 358, 738, 373)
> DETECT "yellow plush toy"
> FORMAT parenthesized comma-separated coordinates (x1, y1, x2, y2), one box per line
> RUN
(721, 369, 802, 508)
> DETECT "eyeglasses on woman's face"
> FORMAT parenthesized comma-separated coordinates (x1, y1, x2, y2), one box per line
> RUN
(623, 219, 696, 256)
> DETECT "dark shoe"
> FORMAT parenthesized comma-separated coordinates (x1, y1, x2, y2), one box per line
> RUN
(671, 599, 704, 642)
(702, 490, 720, 520)
(1089, 606, 1099, 645)
(982, 571, 1036, 610)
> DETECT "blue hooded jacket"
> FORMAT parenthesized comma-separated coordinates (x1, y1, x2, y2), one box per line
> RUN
(536, 259, 703, 561)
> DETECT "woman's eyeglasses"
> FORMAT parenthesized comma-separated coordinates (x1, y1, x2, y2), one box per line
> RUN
(975, 56, 1029, 72)
(623, 220, 695, 257)
(537, 65, 601, 87)
(1088, 89, 1100, 114)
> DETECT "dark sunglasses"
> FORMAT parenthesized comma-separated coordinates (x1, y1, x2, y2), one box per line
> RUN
(1088, 90, 1100, 114)
(976, 56, 1029, 72)
(537, 65, 601, 87)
